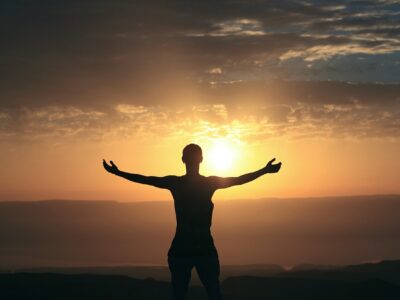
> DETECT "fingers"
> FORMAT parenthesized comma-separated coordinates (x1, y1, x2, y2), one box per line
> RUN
(268, 158, 276, 164)
(110, 160, 116, 167)
(102, 160, 111, 173)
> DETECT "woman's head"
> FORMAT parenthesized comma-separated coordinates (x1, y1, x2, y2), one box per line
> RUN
(182, 144, 203, 165)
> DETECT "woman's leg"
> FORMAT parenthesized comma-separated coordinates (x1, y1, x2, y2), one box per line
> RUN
(168, 256, 193, 300)
(195, 255, 223, 300)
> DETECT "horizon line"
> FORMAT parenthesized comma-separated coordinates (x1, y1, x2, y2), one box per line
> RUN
(1, 193, 399, 204)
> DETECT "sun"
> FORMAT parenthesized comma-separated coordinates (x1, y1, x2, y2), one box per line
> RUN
(208, 140, 235, 171)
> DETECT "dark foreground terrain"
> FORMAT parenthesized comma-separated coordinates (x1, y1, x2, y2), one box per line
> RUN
(2, 260, 400, 300)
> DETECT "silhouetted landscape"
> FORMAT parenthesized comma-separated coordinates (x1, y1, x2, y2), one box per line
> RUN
(1, 195, 399, 268)
(2, 260, 400, 299)
(1, 196, 400, 298)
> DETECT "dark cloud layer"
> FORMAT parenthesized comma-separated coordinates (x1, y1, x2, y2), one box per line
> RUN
(0, 1, 399, 140)
(1, 1, 400, 101)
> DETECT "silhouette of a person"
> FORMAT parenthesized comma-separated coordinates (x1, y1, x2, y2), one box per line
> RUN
(103, 143, 282, 300)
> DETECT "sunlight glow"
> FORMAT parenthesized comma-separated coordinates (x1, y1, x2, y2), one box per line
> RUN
(209, 140, 235, 171)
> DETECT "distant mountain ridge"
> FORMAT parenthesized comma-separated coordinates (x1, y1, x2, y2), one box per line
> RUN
(1, 195, 399, 268)
(13, 259, 400, 286)
(279, 259, 400, 285)
(15, 264, 285, 286)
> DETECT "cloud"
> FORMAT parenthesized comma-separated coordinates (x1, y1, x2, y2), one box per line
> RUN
(207, 67, 223, 75)
(115, 105, 148, 115)
(280, 43, 400, 61)
(1, 81, 398, 143)
(1, 0, 399, 109)
(1, 107, 106, 141)
(0, 1, 398, 144)
(203, 19, 266, 37)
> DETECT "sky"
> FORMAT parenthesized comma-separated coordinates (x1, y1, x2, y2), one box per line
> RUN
(0, 0, 399, 201)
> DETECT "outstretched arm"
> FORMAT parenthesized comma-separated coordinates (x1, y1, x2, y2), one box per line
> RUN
(102, 159, 176, 189)
(209, 158, 282, 189)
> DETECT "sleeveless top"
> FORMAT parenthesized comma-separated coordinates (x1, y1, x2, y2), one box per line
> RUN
(167, 175, 218, 257)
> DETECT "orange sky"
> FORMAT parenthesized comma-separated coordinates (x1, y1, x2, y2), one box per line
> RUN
(1, 121, 399, 201)
(1, 0, 400, 202)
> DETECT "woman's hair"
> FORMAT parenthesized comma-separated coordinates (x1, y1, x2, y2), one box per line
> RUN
(182, 143, 203, 164)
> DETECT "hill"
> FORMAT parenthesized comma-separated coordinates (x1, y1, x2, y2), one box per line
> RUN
(2, 263, 400, 300)
(16, 264, 285, 286)
(277, 259, 400, 285)
(1, 195, 399, 268)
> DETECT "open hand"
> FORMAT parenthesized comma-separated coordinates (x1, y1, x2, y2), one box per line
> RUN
(103, 159, 120, 175)
(265, 158, 282, 173)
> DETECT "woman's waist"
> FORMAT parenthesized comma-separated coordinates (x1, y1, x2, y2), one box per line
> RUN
(175, 224, 212, 235)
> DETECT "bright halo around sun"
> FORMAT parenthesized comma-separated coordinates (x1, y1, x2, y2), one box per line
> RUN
(209, 140, 236, 172)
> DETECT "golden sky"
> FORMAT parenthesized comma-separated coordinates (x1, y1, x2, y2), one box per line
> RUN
(0, 105, 399, 201)
(1, 0, 400, 201)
